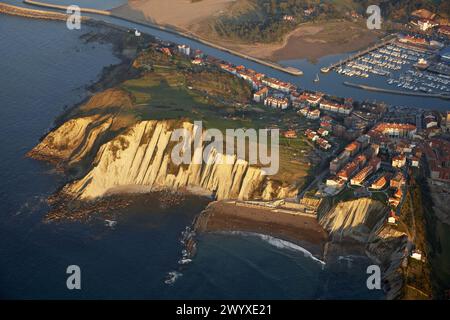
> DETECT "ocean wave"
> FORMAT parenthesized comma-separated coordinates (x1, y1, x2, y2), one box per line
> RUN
(178, 258, 192, 265)
(222, 231, 326, 266)
(104, 219, 117, 228)
(164, 271, 182, 285)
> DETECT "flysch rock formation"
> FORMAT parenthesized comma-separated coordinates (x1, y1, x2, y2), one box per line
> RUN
(28, 115, 112, 166)
(320, 197, 408, 299)
(320, 197, 387, 243)
(32, 118, 296, 201)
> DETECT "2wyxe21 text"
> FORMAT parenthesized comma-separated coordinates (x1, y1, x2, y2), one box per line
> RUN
(176, 304, 272, 317)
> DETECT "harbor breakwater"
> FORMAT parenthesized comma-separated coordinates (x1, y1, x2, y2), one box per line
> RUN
(344, 81, 450, 100)
(0, 2, 78, 21)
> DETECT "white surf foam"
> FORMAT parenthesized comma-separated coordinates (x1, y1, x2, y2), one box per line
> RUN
(222, 231, 326, 266)
(164, 271, 183, 285)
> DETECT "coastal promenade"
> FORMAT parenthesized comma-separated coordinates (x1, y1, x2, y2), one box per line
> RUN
(22, 0, 303, 76)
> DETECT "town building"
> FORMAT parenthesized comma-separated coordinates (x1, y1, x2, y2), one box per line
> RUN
(283, 130, 297, 139)
(326, 176, 345, 187)
(262, 77, 293, 93)
(350, 157, 380, 186)
(337, 161, 359, 181)
(388, 216, 397, 225)
(390, 172, 406, 189)
(330, 151, 350, 174)
(253, 87, 268, 103)
(191, 58, 203, 65)
(369, 122, 417, 139)
(344, 141, 361, 157)
(307, 109, 320, 120)
(350, 165, 373, 186)
(177, 44, 190, 56)
(371, 173, 390, 190)
(389, 196, 401, 208)
(392, 154, 407, 168)
(294, 92, 323, 107)
(394, 188, 403, 200)
(264, 96, 289, 110)
(411, 250, 423, 261)
(319, 100, 352, 115)
(317, 128, 329, 137)
(410, 156, 420, 168)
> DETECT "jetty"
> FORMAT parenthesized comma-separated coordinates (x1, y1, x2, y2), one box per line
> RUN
(0, 2, 80, 21)
(321, 36, 398, 73)
(22, 0, 303, 76)
(343, 81, 450, 100)
(23, 0, 111, 15)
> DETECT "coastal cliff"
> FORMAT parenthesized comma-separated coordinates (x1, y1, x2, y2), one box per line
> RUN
(320, 198, 387, 243)
(320, 198, 408, 299)
(31, 117, 296, 201)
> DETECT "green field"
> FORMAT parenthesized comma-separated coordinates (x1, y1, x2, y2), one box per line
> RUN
(67, 47, 314, 186)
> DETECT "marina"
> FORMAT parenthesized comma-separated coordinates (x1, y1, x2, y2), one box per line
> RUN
(329, 35, 450, 96)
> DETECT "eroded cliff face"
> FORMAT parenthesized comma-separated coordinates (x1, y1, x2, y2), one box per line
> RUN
(367, 225, 408, 300)
(28, 88, 136, 168)
(320, 198, 387, 243)
(28, 115, 112, 166)
(320, 197, 408, 299)
(32, 118, 296, 201)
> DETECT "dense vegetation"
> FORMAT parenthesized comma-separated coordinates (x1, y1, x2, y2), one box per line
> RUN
(212, 0, 450, 43)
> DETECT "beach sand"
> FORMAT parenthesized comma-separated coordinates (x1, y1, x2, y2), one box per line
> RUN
(195, 201, 329, 258)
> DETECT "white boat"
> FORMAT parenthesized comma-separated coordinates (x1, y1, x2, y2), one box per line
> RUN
(314, 74, 320, 83)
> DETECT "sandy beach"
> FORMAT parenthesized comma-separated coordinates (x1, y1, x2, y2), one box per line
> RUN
(195, 201, 329, 258)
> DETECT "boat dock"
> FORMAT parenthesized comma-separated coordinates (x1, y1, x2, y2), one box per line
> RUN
(321, 36, 398, 73)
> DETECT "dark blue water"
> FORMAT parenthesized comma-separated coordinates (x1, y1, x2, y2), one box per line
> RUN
(0, 10, 384, 299)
